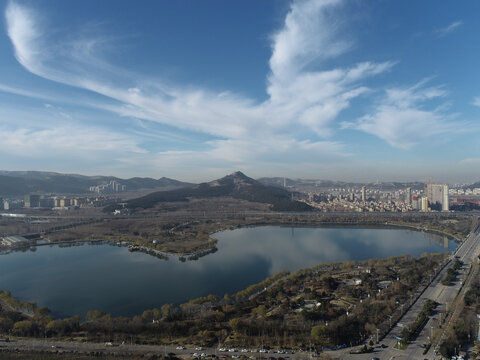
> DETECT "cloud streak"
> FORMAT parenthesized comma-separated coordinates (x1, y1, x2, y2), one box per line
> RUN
(436, 20, 463, 37)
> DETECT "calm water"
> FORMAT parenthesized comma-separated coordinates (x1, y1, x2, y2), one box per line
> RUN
(0, 226, 456, 318)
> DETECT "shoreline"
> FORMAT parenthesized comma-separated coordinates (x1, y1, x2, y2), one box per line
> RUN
(1, 218, 462, 257)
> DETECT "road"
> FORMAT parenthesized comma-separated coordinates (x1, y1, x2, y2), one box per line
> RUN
(331, 225, 480, 360)
(0, 339, 308, 359)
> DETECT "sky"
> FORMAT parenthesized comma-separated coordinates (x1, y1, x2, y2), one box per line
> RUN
(0, 0, 479, 183)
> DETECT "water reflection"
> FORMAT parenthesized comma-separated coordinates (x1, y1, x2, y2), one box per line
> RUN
(0, 226, 456, 318)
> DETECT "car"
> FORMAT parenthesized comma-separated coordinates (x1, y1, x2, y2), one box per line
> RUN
(105, 342, 113, 346)
(229, 348, 237, 352)
(201, 353, 208, 357)
(241, 349, 249, 352)
(232, 356, 240, 359)
(219, 348, 227, 352)
(259, 349, 267, 353)
(196, 347, 203, 351)
(176, 346, 186, 350)
(193, 353, 200, 357)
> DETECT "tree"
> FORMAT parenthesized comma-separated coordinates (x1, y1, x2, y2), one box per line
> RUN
(86, 310, 105, 321)
(12, 320, 33, 336)
(229, 318, 241, 333)
(142, 309, 153, 321)
(311, 325, 329, 345)
(152, 308, 161, 320)
(161, 304, 174, 319)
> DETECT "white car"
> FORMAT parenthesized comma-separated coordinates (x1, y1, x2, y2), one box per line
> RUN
(228, 349, 237, 352)
(259, 349, 267, 353)
(176, 346, 186, 350)
(193, 353, 199, 358)
(241, 349, 249, 352)
(232, 356, 240, 359)
(195, 347, 203, 351)
(219, 348, 227, 352)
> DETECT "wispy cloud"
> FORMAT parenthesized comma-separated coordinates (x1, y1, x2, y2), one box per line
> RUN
(6, 0, 468, 179)
(0, 125, 144, 158)
(436, 20, 463, 37)
(3, 0, 394, 162)
(342, 80, 461, 149)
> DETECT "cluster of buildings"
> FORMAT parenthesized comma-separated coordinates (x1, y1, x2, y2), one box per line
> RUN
(89, 180, 126, 194)
(304, 183, 452, 213)
(0, 194, 115, 210)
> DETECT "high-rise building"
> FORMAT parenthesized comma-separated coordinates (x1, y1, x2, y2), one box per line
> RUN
(442, 184, 449, 211)
(412, 195, 420, 210)
(424, 183, 449, 211)
(361, 186, 366, 202)
(405, 187, 412, 206)
(421, 197, 429, 212)
(24, 194, 40, 208)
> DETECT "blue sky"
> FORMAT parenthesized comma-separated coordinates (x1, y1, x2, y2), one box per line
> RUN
(1, 0, 479, 183)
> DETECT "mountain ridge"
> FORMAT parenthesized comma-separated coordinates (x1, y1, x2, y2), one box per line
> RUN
(121, 171, 313, 212)
(0, 171, 193, 196)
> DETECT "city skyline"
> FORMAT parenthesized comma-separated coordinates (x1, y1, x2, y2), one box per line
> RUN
(1, 0, 480, 183)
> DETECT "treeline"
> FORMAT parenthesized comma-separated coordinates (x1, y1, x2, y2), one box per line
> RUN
(399, 299, 437, 345)
(441, 259, 463, 286)
(440, 272, 480, 358)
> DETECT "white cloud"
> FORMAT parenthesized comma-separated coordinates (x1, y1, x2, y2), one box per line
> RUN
(4, 0, 394, 147)
(436, 20, 463, 37)
(0, 126, 144, 158)
(460, 158, 480, 165)
(10, 0, 471, 180)
(342, 81, 459, 149)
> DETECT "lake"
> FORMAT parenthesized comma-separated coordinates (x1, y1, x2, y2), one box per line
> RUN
(0, 226, 456, 318)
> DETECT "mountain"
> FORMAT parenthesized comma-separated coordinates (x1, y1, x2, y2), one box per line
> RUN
(0, 171, 193, 196)
(121, 171, 313, 212)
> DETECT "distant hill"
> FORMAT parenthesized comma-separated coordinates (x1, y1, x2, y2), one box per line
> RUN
(0, 171, 193, 196)
(467, 181, 480, 189)
(121, 171, 313, 212)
